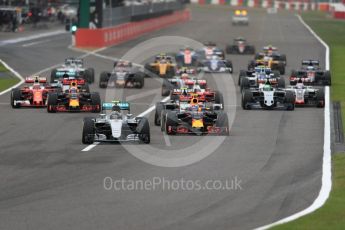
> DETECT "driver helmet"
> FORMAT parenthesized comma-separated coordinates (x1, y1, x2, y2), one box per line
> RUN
(211, 55, 218, 60)
(296, 79, 304, 89)
(307, 66, 314, 71)
(110, 105, 122, 119)
(181, 73, 189, 79)
(263, 83, 272, 91)
(32, 84, 41, 90)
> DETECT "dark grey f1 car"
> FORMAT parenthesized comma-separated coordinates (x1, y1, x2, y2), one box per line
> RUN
(99, 61, 145, 88)
(226, 37, 255, 55)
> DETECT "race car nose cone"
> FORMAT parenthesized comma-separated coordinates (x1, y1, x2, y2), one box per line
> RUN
(69, 99, 79, 107)
(192, 119, 204, 128)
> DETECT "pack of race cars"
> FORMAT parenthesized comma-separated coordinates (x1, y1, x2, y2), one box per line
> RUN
(10, 34, 331, 144)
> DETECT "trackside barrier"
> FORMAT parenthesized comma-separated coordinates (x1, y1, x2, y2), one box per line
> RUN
(76, 9, 190, 48)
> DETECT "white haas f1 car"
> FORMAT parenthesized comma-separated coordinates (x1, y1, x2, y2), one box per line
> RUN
(201, 55, 233, 73)
(290, 60, 331, 86)
(82, 101, 150, 144)
(242, 82, 295, 110)
(155, 98, 228, 135)
(99, 61, 145, 88)
(285, 81, 325, 107)
(161, 73, 207, 96)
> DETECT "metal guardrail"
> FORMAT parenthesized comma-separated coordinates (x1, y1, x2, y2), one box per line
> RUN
(102, 1, 185, 28)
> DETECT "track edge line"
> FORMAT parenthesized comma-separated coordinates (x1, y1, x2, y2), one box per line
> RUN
(0, 59, 25, 96)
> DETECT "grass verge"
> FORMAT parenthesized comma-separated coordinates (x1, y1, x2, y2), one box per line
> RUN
(270, 11, 345, 230)
(0, 62, 20, 92)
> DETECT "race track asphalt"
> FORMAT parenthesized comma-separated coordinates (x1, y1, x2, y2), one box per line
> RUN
(0, 5, 325, 230)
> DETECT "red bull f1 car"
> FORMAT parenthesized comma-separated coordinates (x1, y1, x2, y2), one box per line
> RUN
(47, 81, 101, 113)
(155, 97, 228, 135)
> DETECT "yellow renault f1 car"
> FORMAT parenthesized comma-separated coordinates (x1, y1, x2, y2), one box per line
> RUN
(248, 46, 287, 74)
(144, 53, 176, 78)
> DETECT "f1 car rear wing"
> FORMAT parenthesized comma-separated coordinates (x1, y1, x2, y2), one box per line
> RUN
(102, 101, 130, 111)
(25, 76, 47, 83)
(65, 58, 83, 66)
(56, 70, 78, 78)
(62, 79, 85, 85)
(301, 60, 319, 66)
(263, 46, 277, 51)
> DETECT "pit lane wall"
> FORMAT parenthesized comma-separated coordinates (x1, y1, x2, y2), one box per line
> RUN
(75, 9, 190, 48)
(191, 0, 345, 19)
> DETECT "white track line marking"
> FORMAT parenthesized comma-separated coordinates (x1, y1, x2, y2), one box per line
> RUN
(0, 59, 25, 96)
(81, 142, 100, 152)
(22, 37, 65, 47)
(256, 14, 332, 230)
(81, 96, 170, 152)
(0, 30, 67, 46)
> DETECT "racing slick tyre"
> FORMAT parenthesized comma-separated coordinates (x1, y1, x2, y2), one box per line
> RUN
(273, 71, 280, 79)
(323, 71, 331, 86)
(240, 77, 250, 92)
(278, 64, 285, 75)
(316, 88, 325, 108)
(170, 94, 179, 102)
(136, 117, 150, 144)
(247, 46, 256, 54)
(167, 68, 176, 78)
(248, 60, 255, 70)
(160, 110, 168, 132)
(91, 92, 101, 113)
(135, 74, 144, 89)
(82, 118, 95, 144)
(214, 91, 224, 106)
(238, 70, 247, 85)
(277, 77, 285, 88)
(11, 88, 21, 108)
(280, 54, 287, 65)
(290, 70, 297, 85)
(285, 91, 295, 111)
(99, 72, 109, 88)
(85, 68, 94, 83)
(215, 112, 229, 136)
(242, 89, 252, 110)
(50, 68, 57, 83)
(154, 102, 164, 126)
(165, 112, 177, 135)
(225, 60, 233, 73)
(161, 80, 171, 96)
(81, 83, 90, 93)
(47, 93, 58, 113)
(226, 45, 236, 54)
